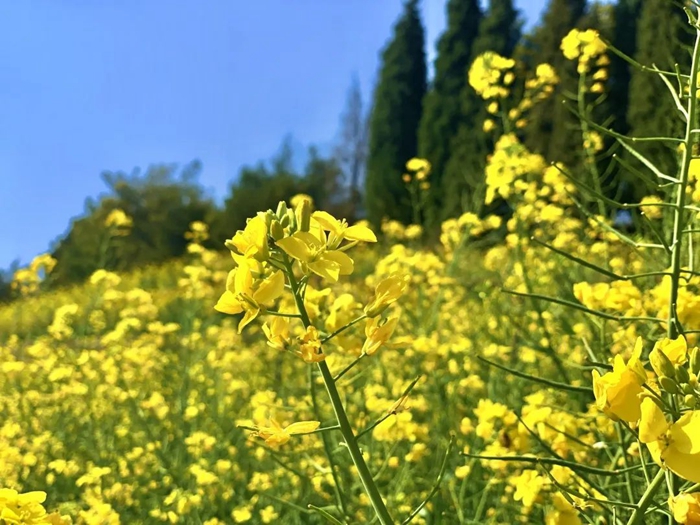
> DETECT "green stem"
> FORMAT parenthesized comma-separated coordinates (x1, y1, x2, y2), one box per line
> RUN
(285, 259, 395, 525)
(626, 469, 665, 525)
(308, 340, 348, 517)
(669, 27, 700, 339)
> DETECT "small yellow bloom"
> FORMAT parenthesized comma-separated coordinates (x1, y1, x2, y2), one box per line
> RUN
(364, 274, 408, 317)
(640, 398, 700, 483)
(592, 337, 646, 422)
(363, 315, 400, 355)
(312, 211, 378, 244)
(214, 262, 285, 333)
(225, 214, 269, 262)
(262, 316, 291, 351)
(296, 325, 326, 363)
(483, 119, 496, 133)
(276, 231, 354, 282)
(669, 492, 700, 524)
(252, 419, 321, 447)
(406, 158, 431, 173)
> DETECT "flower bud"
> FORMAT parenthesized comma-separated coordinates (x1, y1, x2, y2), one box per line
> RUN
(270, 220, 285, 241)
(650, 348, 677, 379)
(685, 394, 697, 408)
(276, 201, 289, 220)
(296, 198, 311, 232)
(691, 346, 700, 375)
(683, 383, 695, 395)
(676, 364, 690, 385)
(263, 210, 277, 228)
(659, 375, 681, 394)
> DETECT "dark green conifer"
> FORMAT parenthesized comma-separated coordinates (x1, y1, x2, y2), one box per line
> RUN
(365, 0, 427, 226)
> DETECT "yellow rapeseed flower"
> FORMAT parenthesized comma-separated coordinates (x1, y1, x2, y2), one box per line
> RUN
(639, 398, 700, 483)
(252, 419, 321, 447)
(592, 337, 646, 422)
(363, 315, 400, 355)
(214, 261, 285, 333)
(669, 492, 700, 524)
(364, 274, 408, 317)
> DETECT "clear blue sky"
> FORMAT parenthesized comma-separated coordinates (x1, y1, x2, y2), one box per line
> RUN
(0, 0, 548, 270)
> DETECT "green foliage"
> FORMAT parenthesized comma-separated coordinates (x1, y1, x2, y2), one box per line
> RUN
(51, 161, 216, 286)
(522, 0, 587, 166)
(217, 140, 346, 240)
(365, 0, 427, 227)
(627, 0, 692, 190)
(419, 0, 482, 223)
(472, 0, 521, 58)
(609, 0, 642, 137)
(443, 0, 522, 218)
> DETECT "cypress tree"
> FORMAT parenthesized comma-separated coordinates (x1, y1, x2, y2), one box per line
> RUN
(418, 0, 482, 224)
(608, 0, 642, 137)
(365, 0, 427, 227)
(523, 0, 587, 166)
(472, 0, 520, 58)
(627, 0, 691, 187)
(443, 0, 521, 218)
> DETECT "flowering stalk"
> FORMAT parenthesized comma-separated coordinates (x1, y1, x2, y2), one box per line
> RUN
(284, 259, 395, 525)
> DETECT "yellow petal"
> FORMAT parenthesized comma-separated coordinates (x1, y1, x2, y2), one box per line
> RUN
(344, 224, 377, 242)
(671, 411, 700, 455)
(215, 291, 244, 315)
(237, 307, 260, 334)
(264, 432, 291, 447)
(638, 398, 668, 443)
(664, 447, 700, 483)
(234, 263, 254, 296)
(253, 271, 285, 306)
(17, 491, 47, 504)
(276, 235, 312, 262)
(312, 211, 342, 234)
(308, 259, 340, 282)
(285, 421, 321, 435)
(322, 251, 354, 275)
(662, 336, 688, 365)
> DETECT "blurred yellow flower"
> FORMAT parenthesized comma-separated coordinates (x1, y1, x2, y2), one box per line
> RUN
(669, 492, 700, 524)
(252, 419, 320, 447)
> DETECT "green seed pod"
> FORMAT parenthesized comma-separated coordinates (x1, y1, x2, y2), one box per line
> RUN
(685, 394, 697, 408)
(650, 348, 677, 379)
(270, 220, 285, 241)
(659, 375, 681, 394)
(691, 346, 700, 375)
(676, 364, 690, 385)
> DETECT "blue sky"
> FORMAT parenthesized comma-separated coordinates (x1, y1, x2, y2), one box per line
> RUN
(0, 0, 548, 270)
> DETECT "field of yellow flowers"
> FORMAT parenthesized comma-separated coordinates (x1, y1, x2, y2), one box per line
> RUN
(5, 22, 700, 525)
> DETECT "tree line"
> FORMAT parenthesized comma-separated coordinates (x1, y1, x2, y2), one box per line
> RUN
(0, 0, 690, 299)
(366, 0, 691, 226)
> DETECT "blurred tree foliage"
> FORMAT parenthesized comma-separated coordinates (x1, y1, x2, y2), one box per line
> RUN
(366, 0, 427, 227)
(215, 138, 347, 241)
(51, 160, 216, 286)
